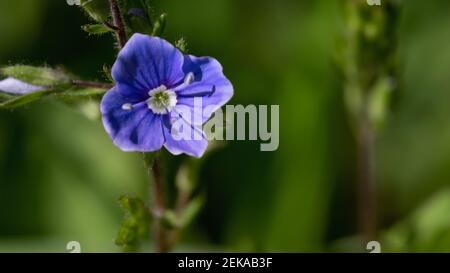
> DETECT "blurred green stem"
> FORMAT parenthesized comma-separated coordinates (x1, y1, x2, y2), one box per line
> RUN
(356, 99, 377, 242)
(339, 0, 400, 244)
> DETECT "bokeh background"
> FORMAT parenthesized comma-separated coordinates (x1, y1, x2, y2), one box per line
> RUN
(1, 0, 450, 252)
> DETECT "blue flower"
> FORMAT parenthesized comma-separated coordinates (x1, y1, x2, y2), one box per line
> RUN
(100, 34, 233, 157)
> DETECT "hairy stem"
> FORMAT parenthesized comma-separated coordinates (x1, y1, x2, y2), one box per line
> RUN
(109, 0, 127, 48)
(72, 80, 113, 89)
(146, 156, 170, 253)
(103, 20, 119, 32)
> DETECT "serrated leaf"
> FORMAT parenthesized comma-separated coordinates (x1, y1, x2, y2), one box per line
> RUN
(102, 65, 113, 82)
(2, 66, 71, 86)
(115, 217, 137, 245)
(115, 195, 151, 250)
(175, 37, 188, 53)
(82, 24, 112, 35)
(80, 0, 110, 22)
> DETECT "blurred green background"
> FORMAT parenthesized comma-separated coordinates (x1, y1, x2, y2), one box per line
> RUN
(1, 0, 450, 252)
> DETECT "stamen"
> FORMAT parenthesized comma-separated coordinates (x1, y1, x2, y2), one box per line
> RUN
(147, 87, 177, 115)
(173, 73, 196, 92)
(148, 85, 167, 96)
(184, 72, 195, 85)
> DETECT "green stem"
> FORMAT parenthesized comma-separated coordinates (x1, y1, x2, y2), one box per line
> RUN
(340, 0, 399, 245)
(356, 99, 377, 242)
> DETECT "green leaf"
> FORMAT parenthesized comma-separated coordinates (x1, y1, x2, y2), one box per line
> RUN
(77, 100, 102, 121)
(176, 158, 201, 194)
(160, 197, 205, 230)
(159, 197, 204, 230)
(152, 13, 167, 36)
(0, 89, 57, 109)
(102, 64, 113, 82)
(382, 189, 450, 252)
(0, 65, 109, 110)
(0, 87, 106, 110)
(56, 88, 106, 120)
(161, 210, 179, 230)
(2, 65, 71, 87)
(80, 0, 110, 22)
(0, 92, 14, 103)
(368, 77, 395, 130)
(178, 196, 204, 228)
(82, 24, 112, 35)
(115, 195, 151, 251)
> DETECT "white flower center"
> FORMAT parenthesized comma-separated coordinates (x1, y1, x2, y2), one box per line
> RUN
(120, 73, 195, 114)
(146, 85, 177, 114)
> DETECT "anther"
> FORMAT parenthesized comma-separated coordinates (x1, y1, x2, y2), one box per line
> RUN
(184, 72, 195, 85)
(121, 103, 133, 110)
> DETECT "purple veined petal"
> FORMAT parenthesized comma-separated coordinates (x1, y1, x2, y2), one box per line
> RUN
(162, 114, 208, 158)
(101, 88, 165, 152)
(175, 55, 233, 123)
(112, 34, 185, 100)
(169, 103, 204, 126)
(0, 77, 45, 95)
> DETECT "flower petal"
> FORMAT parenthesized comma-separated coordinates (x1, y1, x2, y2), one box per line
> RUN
(101, 88, 165, 152)
(0, 77, 45, 94)
(162, 114, 208, 158)
(112, 34, 185, 101)
(175, 55, 233, 122)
